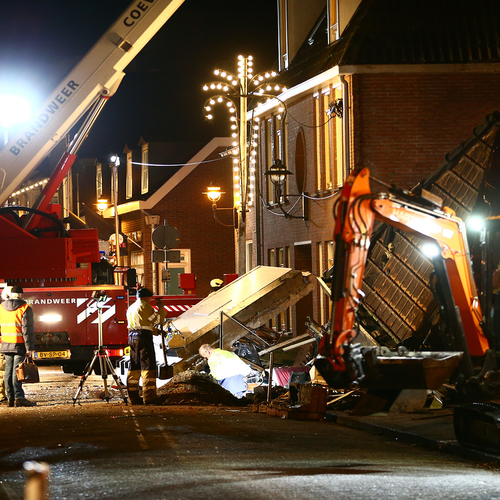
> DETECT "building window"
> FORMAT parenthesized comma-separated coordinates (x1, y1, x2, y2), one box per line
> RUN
(317, 242, 325, 324)
(327, 0, 338, 44)
(265, 115, 288, 204)
(130, 251, 144, 286)
(268, 248, 276, 267)
(246, 241, 253, 273)
(273, 246, 291, 332)
(96, 162, 103, 199)
(141, 145, 149, 194)
(327, 240, 335, 268)
(126, 151, 133, 199)
(265, 118, 274, 202)
(314, 86, 343, 193)
(277, 0, 289, 71)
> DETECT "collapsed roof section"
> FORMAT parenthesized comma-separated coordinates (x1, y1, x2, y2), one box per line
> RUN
(171, 266, 314, 372)
(359, 111, 500, 347)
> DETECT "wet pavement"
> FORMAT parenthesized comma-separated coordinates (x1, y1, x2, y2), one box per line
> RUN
(1, 368, 500, 499)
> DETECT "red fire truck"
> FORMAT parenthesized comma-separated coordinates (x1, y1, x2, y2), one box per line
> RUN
(0, 0, 187, 374)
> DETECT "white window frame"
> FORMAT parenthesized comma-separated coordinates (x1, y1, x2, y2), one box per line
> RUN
(96, 162, 103, 199)
(141, 145, 149, 194)
(126, 151, 133, 199)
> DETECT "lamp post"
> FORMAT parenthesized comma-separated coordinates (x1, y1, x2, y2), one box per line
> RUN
(203, 56, 286, 275)
(110, 155, 121, 267)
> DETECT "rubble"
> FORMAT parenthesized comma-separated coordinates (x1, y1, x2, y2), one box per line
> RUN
(156, 370, 243, 406)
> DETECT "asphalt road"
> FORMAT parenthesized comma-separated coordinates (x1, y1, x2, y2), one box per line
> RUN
(0, 367, 499, 500)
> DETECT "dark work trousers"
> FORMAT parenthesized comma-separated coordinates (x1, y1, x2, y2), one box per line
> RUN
(127, 330, 157, 404)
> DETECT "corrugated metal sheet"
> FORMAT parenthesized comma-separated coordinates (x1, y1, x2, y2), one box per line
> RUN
(359, 112, 500, 347)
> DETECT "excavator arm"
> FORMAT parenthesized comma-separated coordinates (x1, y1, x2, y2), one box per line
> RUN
(316, 168, 489, 390)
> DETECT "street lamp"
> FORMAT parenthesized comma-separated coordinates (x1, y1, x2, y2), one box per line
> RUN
(96, 199, 109, 215)
(109, 154, 121, 266)
(202, 55, 286, 274)
(0, 94, 31, 146)
(203, 184, 236, 228)
(265, 159, 308, 220)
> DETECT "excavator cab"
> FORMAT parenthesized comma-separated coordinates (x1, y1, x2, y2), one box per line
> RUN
(315, 168, 490, 395)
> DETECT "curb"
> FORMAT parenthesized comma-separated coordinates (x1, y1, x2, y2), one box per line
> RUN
(325, 412, 500, 464)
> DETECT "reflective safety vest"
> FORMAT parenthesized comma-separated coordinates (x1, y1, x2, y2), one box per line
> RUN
(127, 300, 159, 332)
(0, 303, 28, 344)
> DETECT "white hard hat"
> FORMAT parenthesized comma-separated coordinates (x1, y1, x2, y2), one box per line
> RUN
(1, 286, 12, 300)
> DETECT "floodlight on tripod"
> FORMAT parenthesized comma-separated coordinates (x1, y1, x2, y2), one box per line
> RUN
(73, 290, 128, 405)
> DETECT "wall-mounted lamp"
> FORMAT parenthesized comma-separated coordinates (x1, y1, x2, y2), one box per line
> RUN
(203, 183, 237, 228)
(265, 159, 308, 220)
(204, 184, 224, 203)
(96, 199, 109, 214)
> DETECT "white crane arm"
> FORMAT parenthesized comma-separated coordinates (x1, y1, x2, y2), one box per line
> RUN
(0, 0, 185, 206)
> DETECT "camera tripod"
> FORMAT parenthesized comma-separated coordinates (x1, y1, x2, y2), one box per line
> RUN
(73, 293, 128, 405)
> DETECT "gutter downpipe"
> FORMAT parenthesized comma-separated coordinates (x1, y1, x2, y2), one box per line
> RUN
(340, 74, 350, 179)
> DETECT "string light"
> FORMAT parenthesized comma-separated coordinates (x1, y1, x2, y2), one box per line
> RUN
(202, 55, 285, 212)
(11, 178, 48, 198)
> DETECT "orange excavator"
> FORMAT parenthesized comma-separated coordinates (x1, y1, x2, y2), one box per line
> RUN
(315, 167, 500, 399)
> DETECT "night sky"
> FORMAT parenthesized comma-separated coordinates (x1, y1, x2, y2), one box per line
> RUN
(0, 0, 278, 161)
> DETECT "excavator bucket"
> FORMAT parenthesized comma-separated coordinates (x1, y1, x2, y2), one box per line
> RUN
(316, 346, 463, 391)
(353, 347, 463, 390)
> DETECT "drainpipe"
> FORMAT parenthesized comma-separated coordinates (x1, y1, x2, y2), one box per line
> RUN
(340, 75, 350, 179)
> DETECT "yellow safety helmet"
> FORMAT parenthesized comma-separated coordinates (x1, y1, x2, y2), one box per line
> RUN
(210, 278, 223, 289)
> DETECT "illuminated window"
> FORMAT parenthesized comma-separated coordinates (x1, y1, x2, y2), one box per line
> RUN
(317, 242, 325, 324)
(265, 115, 288, 203)
(327, 240, 335, 268)
(314, 86, 343, 193)
(278, 0, 289, 71)
(333, 86, 343, 188)
(96, 162, 102, 199)
(126, 151, 133, 199)
(327, 0, 338, 44)
(323, 91, 332, 190)
(266, 118, 274, 202)
(141, 145, 149, 194)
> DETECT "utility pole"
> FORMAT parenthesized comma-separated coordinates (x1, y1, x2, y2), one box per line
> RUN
(237, 56, 249, 276)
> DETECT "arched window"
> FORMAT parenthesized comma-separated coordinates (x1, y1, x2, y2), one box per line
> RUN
(295, 128, 306, 193)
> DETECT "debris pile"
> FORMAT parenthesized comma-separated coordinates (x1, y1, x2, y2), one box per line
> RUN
(157, 370, 243, 406)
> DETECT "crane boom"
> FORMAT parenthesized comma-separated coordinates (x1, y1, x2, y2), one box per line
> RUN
(0, 0, 185, 206)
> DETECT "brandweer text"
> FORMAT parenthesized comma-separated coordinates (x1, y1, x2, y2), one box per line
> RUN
(9, 80, 80, 156)
(26, 298, 77, 305)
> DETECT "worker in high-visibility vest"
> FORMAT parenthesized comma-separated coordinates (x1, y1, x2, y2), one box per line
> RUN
(126, 288, 161, 405)
(198, 344, 252, 398)
(0, 286, 36, 407)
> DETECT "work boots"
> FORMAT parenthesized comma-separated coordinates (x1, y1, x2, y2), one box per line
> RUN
(14, 398, 36, 407)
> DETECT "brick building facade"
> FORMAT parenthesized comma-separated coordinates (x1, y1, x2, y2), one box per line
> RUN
(105, 137, 236, 298)
(244, 0, 500, 335)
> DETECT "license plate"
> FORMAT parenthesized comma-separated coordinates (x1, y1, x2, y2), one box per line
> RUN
(33, 350, 71, 359)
